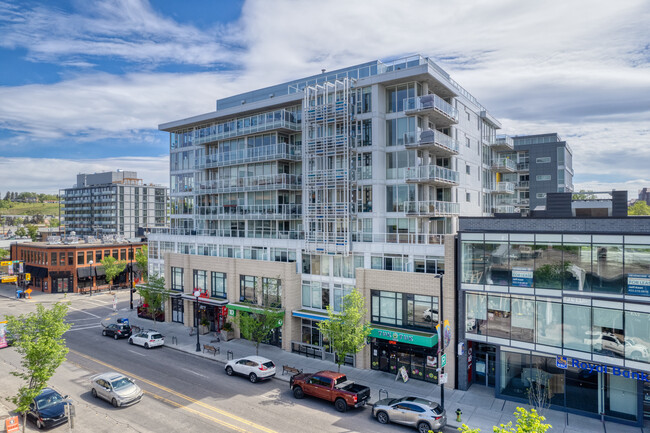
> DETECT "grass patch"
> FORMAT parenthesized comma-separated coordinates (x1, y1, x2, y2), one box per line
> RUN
(0, 202, 60, 216)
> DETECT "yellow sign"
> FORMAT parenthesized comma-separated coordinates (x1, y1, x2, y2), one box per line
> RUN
(0, 261, 11, 266)
(1, 276, 18, 283)
(25, 273, 31, 281)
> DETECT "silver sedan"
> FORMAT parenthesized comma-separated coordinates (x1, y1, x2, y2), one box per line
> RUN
(90, 372, 143, 408)
(372, 396, 447, 433)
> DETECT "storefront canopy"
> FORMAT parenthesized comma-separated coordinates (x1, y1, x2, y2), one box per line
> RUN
(77, 267, 93, 278)
(94, 266, 106, 277)
(180, 293, 229, 306)
(25, 265, 47, 279)
(370, 325, 438, 348)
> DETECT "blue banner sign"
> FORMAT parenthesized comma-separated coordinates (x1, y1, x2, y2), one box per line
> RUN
(511, 267, 533, 288)
(556, 356, 650, 382)
(627, 274, 650, 297)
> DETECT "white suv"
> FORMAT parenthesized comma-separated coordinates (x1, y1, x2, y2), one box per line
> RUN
(225, 356, 276, 383)
(128, 331, 164, 349)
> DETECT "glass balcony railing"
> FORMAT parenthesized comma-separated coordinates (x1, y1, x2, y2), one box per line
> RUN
(492, 158, 517, 172)
(517, 162, 530, 171)
(195, 204, 301, 220)
(196, 143, 301, 169)
(496, 182, 515, 194)
(516, 181, 530, 189)
(195, 174, 302, 194)
(351, 232, 446, 245)
(404, 129, 459, 154)
(404, 200, 460, 216)
(404, 94, 458, 123)
(493, 205, 515, 214)
(405, 165, 459, 185)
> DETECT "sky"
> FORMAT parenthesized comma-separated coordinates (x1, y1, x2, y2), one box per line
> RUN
(0, 0, 649, 195)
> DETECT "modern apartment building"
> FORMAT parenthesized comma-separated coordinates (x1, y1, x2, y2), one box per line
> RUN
(488, 133, 573, 215)
(61, 171, 168, 238)
(150, 55, 562, 385)
(457, 191, 650, 425)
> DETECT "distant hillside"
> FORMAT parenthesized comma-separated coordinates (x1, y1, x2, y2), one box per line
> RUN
(0, 201, 60, 216)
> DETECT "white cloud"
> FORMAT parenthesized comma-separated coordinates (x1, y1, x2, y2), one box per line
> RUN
(0, 156, 169, 194)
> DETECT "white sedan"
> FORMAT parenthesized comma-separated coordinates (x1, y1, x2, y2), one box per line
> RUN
(225, 356, 276, 383)
(90, 372, 143, 407)
(128, 330, 164, 349)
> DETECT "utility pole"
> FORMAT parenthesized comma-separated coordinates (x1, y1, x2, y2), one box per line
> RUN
(436, 273, 445, 410)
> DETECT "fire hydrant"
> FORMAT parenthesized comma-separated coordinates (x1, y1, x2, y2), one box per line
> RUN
(456, 408, 462, 423)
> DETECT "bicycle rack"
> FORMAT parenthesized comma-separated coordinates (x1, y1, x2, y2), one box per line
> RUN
(227, 350, 234, 360)
(378, 388, 389, 401)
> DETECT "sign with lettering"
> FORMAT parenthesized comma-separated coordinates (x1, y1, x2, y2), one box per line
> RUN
(627, 274, 650, 297)
(370, 327, 437, 348)
(512, 267, 533, 288)
(556, 356, 650, 382)
(441, 353, 447, 368)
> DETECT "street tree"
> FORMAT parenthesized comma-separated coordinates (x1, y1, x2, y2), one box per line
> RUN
(100, 255, 126, 288)
(457, 407, 551, 433)
(5, 303, 70, 432)
(15, 226, 27, 237)
(26, 224, 39, 242)
(629, 201, 650, 215)
(571, 190, 596, 200)
(0, 248, 8, 259)
(134, 245, 148, 282)
(317, 290, 371, 372)
(235, 306, 284, 356)
(136, 273, 168, 323)
(48, 217, 60, 228)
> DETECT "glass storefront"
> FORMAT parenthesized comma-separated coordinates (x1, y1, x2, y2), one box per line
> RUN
(371, 338, 438, 383)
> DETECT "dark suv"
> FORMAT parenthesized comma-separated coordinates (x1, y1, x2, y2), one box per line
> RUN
(102, 323, 132, 340)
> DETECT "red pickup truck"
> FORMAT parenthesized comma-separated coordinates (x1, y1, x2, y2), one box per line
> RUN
(290, 370, 371, 412)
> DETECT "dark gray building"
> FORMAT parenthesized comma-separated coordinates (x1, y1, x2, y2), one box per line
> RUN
(61, 170, 168, 238)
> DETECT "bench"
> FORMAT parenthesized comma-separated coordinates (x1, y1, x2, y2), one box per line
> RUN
(282, 365, 302, 376)
(203, 344, 219, 356)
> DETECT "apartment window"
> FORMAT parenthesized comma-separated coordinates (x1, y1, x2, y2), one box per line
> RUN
(466, 137, 470, 148)
(466, 192, 471, 202)
(67, 252, 73, 266)
(193, 270, 208, 294)
(96, 250, 102, 263)
(104, 250, 110, 259)
(536, 193, 547, 199)
(77, 252, 84, 265)
(59, 252, 65, 266)
(262, 277, 281, 308)
(87, 251, 93, 263)
(371, 290, 438, 331)
(51, 252, 57, 266)
(211, 272, 226, 298)
(240, 275, 257, 303)
(466, 164, 471, 175)
(112, 249, 118, 259)
(120, 249, 127, 260)
(171, 267, 184, 292)
(302, 281, 329, 310)
(536, 175, 551, 181)
(536, 157, 551, 163)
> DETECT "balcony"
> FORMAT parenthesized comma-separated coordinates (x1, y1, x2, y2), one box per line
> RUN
(196, 143, 301, 169)
(495, 182, 515, 194)
(193, 109, 301, 145)
(492, 205, 515, 214)
(515, 198, 530, 206)
(491, 158, 517, 173)
(517, 162, 530, 172)
(488, 135, 514, 151)
(516, 181, 529, 189)
(404, 200, 460, 217)
(404, 129, 459, 156)
(404, 94, 458, 126)
(196, 174, 302, 194)
(405, 165, 459, 187)
(351, 232, 445, 245)
(195, 204, 301, 220)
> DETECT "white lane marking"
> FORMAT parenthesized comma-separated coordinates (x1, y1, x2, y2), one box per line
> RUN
(67, 305, 101, 318)
(128, 349, 147, 357)
(66, 325, 103, 332)
(66, 317, 97, 322)
(182, 368, 207, 378)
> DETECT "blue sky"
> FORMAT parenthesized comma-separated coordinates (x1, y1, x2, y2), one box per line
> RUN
(0, 0, 649, 194)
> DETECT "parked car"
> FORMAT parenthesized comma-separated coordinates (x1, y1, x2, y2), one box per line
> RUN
(422, 308, 438, 322)
(372, 396, 447, 433)
(27, 388, 69, 429)
(102, 323, 132, 340)
(128, 330, 164, 349)
(290, 370, 370, 412)
(225, 356, 276, 383)
(90, 372, 143, 407)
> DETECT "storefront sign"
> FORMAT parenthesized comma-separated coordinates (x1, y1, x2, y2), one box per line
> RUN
(556, 356, 650, 382)
(512, 267, 533, 288)
(627, 274, 650, 297)
(397, 366, 409, 382)
(370, 327, 437, 348)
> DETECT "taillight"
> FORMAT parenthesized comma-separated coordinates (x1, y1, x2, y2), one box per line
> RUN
(353, 395, 357, 403)
(259, 365, 267, 371)
(150, 340, 155, 342)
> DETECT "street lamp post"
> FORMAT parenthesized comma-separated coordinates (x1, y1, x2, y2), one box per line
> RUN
(435, 273, 445, 410)
(194, 290, 201, 352)
(88, 260, 94, 297)
(129, 243, 134, 310)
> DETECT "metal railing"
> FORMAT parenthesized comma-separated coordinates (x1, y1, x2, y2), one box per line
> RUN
(516, 181, 530, 189)
(404, 129, 459, 153)
(195, 174, 301, 194)
(405, 165, 459, 184)
(404, 200, 460, 216)
(496, 182, 515, 194)
(403, 94, 458, 122)
(492, 159, 517, 171)
(351, 232, 445, 245)
(196, 143, 301, 169)
(493, 205, 515, 214)
(195, 204, 302, 220)
(517, 163, 530, 171)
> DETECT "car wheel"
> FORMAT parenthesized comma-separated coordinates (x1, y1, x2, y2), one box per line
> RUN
(249, 373, 258, 383)
(112, 398, 119, 408)
(128, 338, 133, 345)
(144, 343, 149, 349)
(417, 421, 431, 433)
(91, 388, 97, 398)
(225, 366, 234, 376)
(102, 330, 107, 336)
(376, 411, 389, 424)
(36, 419, 45, 429)
(335, 398, 348, 413)
(114, 334, 119, 340)
(293, 386, 304, 399)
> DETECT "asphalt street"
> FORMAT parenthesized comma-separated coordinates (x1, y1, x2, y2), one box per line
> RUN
(1, 292, 454, 432)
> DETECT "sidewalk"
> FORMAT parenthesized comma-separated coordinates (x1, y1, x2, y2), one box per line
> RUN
(104, 307, 645, 433)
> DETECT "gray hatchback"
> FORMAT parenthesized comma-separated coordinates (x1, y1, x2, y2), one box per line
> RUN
(372, 396, 446, 433)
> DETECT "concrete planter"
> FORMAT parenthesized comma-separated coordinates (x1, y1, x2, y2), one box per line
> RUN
(220, 329, 235, 341)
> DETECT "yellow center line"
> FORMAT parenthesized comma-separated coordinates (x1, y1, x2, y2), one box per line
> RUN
(69, 349, 279, 433)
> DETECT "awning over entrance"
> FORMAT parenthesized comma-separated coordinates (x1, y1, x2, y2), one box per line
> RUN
(94, 266, 106, 277)
(180, 294, 228, 306)
(292, 309, 329, 321)
(77, 267, 93, 278)
(370, 325, 438, 348)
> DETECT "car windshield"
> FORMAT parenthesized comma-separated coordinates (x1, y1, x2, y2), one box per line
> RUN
(111, 377, 133, 390)
(151, 334, 163, 339)
(36, 393, 63, 409)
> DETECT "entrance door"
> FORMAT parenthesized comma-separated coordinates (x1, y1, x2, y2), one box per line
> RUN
(171, 298, 184, 323)
(474, 343, 497, 387)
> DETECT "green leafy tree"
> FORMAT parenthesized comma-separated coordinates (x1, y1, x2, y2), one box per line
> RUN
(14, 217, 24, 226)
(5, 303, 70, 432)
(318, 290, 371, 372)
(135, 245, 149, 282)
(26, 224, 39, 242)
(235, 307, 285, 356)
(136, 273, 168, 323)
(572, 190, 596, 200)
(457, 407, 551, 433)
(48, 217, 60, 228)
(100, 255, 126, 287)
(15, 226, 27, 237)
(629, 201, 650, 215)
(0, 248, 9, 259)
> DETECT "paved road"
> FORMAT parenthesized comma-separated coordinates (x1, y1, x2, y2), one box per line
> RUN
(1, 293, 453, 432)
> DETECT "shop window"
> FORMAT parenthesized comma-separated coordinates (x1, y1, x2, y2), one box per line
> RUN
(77, 252, 84, 265)
(193, 270, 208, 294)
(591, 307, 624, 359)
(211, 272, 226, 298)
(466, 293, 487, 335)
(625, 311, 650, 363)
(563, 304, 591, 353)
(240, 275, 257, 303)
(533, 235, 563, 289)
(371, 290, 403, 327)
(262, 277, 281, 308)
(591, 243, 624, 294)
(487, 296, 510, 339)
(510, 297, 534, 342)
(461, 239, 485, 284)
(535, 300, 562, 347)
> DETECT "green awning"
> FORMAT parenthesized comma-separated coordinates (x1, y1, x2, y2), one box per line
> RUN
(370, 325, 438, 348)
(226, 303, 284, 316)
